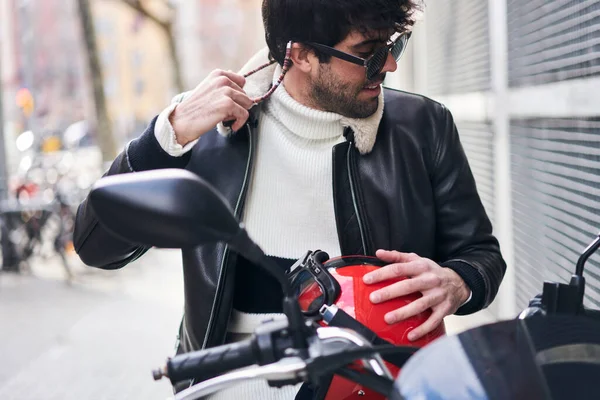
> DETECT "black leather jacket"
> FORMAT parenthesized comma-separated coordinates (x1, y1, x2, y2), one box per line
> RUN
(74, 88, 506, 354)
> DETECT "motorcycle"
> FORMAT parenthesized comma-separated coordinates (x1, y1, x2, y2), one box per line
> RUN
(88, 169, 600, 400)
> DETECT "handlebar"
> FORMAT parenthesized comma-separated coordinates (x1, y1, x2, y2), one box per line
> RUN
(173, 357, 308, 400)
(159, 303, 600, 400)
(154, 338, 259, 384)
(154, 318, 295, 385)
(519, 292, 600, 322)
(314, 324, 393, 380)
(158, 324, 395, 400)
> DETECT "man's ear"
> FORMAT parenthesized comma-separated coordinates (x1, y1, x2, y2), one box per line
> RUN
(290, 43, 317, 73)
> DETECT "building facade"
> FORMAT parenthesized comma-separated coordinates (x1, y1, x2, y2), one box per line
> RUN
(171, 0, 600, 321)
(387, 0, 600, 319)
(91, 0, 173, 146)
(174, 0, 265, 89)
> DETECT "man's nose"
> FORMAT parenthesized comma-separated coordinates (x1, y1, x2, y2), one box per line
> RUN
(381, 52, 398, 74)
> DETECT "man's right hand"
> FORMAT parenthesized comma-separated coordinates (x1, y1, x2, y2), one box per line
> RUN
(168, 70, 254, 146)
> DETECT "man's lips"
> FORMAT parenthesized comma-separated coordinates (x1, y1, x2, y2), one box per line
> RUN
(363, 81, 383, 90)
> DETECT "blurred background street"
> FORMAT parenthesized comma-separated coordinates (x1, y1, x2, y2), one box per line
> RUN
(1, 0, 599, 399)
(0, 248, 184, 400)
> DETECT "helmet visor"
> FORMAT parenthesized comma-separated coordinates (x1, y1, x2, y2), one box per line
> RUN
(291, 269, 326, 314)
(287, 250, 340, 316)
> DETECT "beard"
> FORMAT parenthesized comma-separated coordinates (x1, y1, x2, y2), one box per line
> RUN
(308, 63, 384, 119)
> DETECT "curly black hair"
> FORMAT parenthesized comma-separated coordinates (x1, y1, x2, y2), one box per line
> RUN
(262, 0, 423, 65)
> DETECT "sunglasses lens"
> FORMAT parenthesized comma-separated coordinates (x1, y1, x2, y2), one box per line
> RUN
(391, 35, 408, 60)
(292, 270, 325, 314)
(366, 34, 409, 80)
(367, 49, 388, 80)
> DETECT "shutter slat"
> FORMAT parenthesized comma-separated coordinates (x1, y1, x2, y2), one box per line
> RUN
(511, 118, 600, 309)
(508, 0, 600, 87)
(457, 122, 495, 226)
(425, 0, 491, 95)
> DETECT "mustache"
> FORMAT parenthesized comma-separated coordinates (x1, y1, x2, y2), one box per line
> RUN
(366, 73, 386, 86)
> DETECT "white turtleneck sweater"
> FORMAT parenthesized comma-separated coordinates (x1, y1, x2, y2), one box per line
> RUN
(154, 81, 348, 400)
(156, 84, 344, 259)
(243, 84, 345, 259)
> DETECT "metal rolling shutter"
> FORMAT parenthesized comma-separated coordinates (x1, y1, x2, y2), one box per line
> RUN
(457, 122, 496, 226)
(424, 0, 491, 95)
(510, 118, 600, 309)
(507, 0, 600, 87)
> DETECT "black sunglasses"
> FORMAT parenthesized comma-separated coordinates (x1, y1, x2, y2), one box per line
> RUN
(306, 32, 412, 81)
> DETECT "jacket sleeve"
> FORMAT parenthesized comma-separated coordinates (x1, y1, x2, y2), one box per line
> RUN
(431, 104, 507, 315)
(73, 116, 192, 269)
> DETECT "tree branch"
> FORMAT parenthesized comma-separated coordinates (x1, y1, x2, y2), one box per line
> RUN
(117, 0, 184, 92)
(77, 0, 117, 162)
(120, 0, 171, 30)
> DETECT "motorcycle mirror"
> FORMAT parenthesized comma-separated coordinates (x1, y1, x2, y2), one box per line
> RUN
(575, 231, 600, 278)
(89, 169, 243, 249)
(89, 169, 309, 350)
(541, 231, 600, 315)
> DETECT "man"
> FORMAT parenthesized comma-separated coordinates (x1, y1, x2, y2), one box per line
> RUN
(74, 0, 506, 397)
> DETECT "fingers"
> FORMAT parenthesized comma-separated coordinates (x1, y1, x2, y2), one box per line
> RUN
(383, 290, 445, 324)
(369, 272, 441, 303)
(210, 69, 246, 89)
(211, 76, 252, 106)
(171, 69, 253, 142)
(375, 249, 420, 263)
(405, 307, 447, 342)
(214, 76, 245, 96)
(223, 102, 250, 132)
(226, 88, 255, 110)
(208, 70, 253, 108)
(363, 259, 428, 284)
(213, 77, 253, 131)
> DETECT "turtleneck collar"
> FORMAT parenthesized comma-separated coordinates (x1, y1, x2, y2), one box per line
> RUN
(265, 82, 344, 141)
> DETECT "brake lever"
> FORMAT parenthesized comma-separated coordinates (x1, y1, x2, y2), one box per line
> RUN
(172, 357, 307, 400)
(314, 326, 395, 379)
(305, 344, 412, 382)
(336, 365, 395, 397)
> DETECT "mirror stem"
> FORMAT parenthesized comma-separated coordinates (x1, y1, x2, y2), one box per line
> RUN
(575, 232, 600, 277)
(230, 229, 309, 352)
(230, 230, 293, 296)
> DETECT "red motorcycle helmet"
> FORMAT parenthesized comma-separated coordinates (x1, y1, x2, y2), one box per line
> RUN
(288, 251, 447, 399)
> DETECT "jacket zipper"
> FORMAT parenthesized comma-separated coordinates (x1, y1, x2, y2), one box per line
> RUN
(202, 122, 255, 349)
(346, 142, 368, 255)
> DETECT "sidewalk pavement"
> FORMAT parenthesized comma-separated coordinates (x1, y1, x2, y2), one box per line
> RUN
(0, 248, 184, 400)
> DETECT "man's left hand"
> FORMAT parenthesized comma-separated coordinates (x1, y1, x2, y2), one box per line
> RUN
(362, 249, 470, 342)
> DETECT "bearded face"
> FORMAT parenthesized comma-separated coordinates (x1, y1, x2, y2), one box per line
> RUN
(308, 61, 385, 118)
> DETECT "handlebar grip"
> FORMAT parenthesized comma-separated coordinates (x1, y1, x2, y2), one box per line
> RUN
(167, 338, 257, 384)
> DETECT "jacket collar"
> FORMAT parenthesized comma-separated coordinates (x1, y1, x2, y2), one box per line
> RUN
(217, 47, 384, 155)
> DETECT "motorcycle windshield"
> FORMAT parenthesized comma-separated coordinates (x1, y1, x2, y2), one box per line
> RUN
(393, 335, 488, 400)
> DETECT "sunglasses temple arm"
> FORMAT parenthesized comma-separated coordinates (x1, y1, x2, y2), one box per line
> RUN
(249, 42, 293, 104)
(224, 43, 294, 128)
